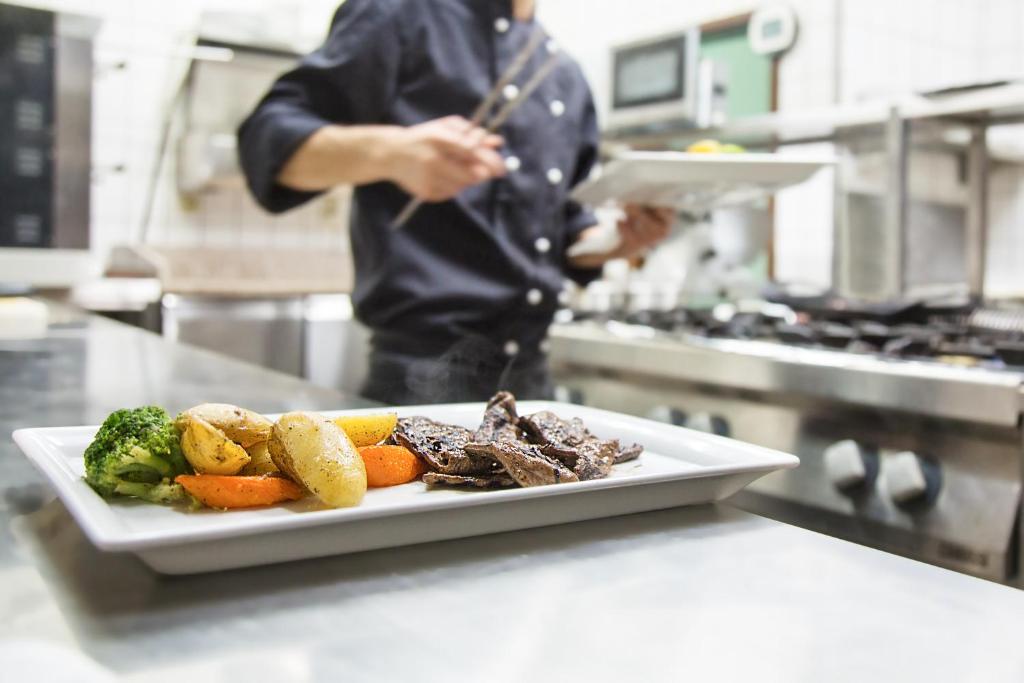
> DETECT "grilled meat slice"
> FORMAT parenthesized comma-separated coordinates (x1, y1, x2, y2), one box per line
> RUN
(568, 441, 618, 480)
(465, 441, 579, 487)
(614, 443, 643, 464)
(394, 416, 498, 476)
(519, 412, 590, 453)
(473, 391, 522, 443)
(423, 472, 517, 489)
(519, 410, 643, 481)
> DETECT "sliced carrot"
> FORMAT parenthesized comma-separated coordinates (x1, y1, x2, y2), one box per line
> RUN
(357, 445, 428, 487)
(175, 474, 306, 509)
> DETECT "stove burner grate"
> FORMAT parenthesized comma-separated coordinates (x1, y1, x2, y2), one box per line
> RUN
(593, 305, 1024, 370)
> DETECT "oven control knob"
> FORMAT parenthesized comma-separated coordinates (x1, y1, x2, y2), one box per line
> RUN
(685, 412, 730, 437)
(884, 451, 931, 505)
(823, 440, 870, 489)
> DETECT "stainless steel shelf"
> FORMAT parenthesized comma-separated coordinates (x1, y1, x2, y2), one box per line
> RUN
(606, 82, 1024, 150)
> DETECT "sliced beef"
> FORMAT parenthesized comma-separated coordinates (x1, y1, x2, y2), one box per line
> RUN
(614, 443, 644, 464)
(465, 441, 579, 487)
(519, 410, 644, 481)
(519, 411, 590, 454)
(473, 391, 522, 443)
(394, 416, 499, 476)
(423, 472, 517, 489)
(399, 395, 641, 488)
(569, 442, 617, 480)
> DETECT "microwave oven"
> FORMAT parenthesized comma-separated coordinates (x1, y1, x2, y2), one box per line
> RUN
(607, 28, 725, 133)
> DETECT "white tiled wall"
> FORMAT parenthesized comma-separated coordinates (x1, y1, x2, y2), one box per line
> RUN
(840, 0, 980, 102)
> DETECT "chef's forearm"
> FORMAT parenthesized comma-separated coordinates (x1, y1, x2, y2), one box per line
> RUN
(276, 124, 401, 191)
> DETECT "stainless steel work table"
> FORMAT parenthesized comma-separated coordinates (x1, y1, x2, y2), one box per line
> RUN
(2, 307, 1023, 682)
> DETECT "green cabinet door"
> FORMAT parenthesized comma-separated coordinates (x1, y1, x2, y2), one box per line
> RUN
(701, 26, 773, 121)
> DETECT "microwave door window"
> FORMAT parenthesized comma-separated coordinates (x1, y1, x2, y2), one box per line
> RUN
(614, 39, 685, 108)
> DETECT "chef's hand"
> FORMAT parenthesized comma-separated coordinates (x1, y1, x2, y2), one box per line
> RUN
(386, 116, 507, 202)
(568, 204, 675, 270)
(613, 204, 674, 259)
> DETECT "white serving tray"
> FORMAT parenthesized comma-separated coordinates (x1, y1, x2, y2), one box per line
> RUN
(13, 402, 798, 574)
(572, 151, 834, 212)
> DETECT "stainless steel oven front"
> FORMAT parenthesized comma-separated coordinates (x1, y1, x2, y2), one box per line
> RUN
(549, 323, 1024, 585)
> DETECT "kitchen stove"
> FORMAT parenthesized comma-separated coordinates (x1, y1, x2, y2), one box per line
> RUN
(550, 301, 1024, 584)
(607, 305, 1024, 370)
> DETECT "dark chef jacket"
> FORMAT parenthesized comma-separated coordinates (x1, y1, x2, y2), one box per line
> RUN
(238, 0, 601, 361)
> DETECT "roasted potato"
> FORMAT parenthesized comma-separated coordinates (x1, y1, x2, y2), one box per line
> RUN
(176, 403, 272, 448)
(269, 412, 367, 508)
(180, 415, 251, 475)
(332, 413, 399, 447)
(238, 440, 278, 476)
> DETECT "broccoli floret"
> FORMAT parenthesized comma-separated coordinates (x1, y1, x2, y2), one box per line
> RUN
(84, 406, 192, 505)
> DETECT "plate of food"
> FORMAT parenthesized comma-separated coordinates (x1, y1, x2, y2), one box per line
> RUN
(13, 393, 798, 574)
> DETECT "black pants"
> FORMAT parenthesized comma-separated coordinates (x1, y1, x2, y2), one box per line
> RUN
(360, 335, 554, 405)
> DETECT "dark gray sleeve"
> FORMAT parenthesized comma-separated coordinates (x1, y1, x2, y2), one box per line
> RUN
(562, 77, 602, 286)
(237, 0, 404, 214)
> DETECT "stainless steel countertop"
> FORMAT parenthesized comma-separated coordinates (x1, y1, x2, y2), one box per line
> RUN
(3, 306, 1024, 682)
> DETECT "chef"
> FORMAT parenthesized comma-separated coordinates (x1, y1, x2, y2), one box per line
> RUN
(238, 0, 672, 404)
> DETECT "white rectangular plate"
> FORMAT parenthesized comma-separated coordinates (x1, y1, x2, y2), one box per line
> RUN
(13, 401, 798, 574)
(572, 151, 834, 211)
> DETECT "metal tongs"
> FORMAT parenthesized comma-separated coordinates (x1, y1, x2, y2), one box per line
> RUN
(391, 28, 562, 229)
